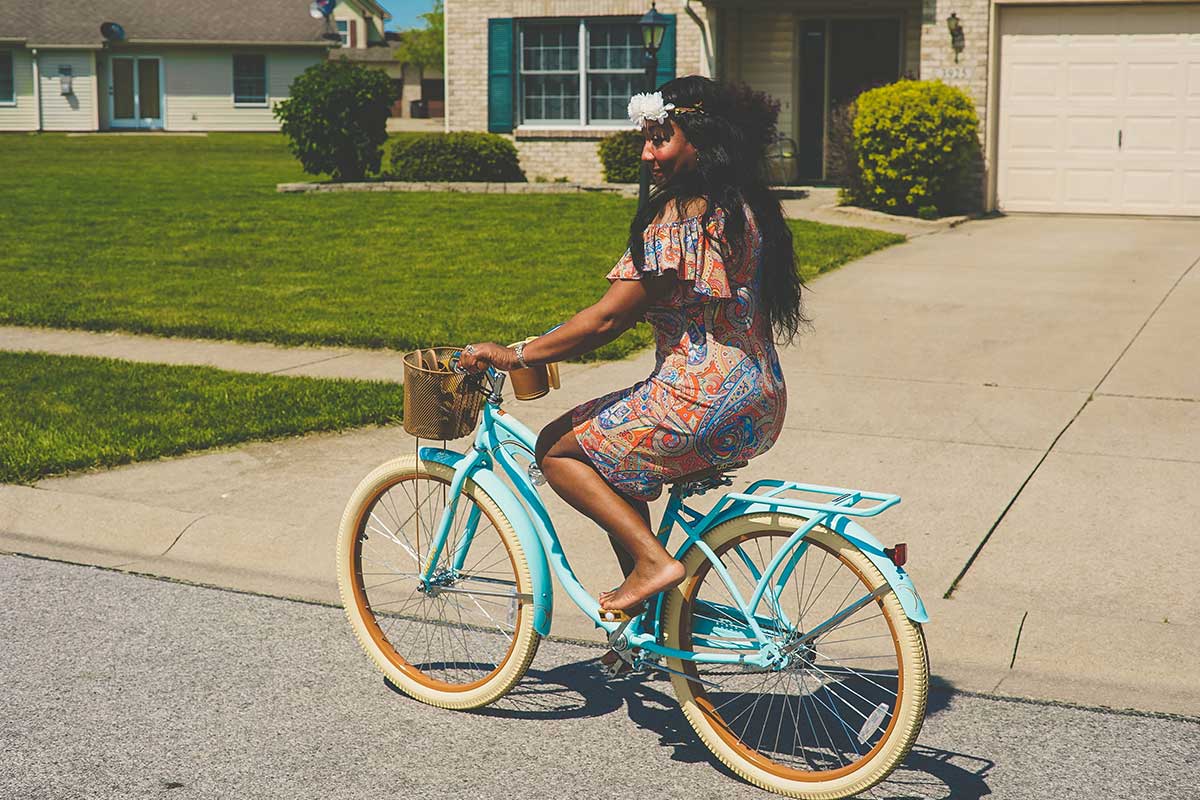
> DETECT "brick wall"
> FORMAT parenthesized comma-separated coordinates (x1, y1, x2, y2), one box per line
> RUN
(918, 0, 992, 205)
(445, 0, 706, 182)
(918, 0, 991, 123)
(515, 136, 610, 183)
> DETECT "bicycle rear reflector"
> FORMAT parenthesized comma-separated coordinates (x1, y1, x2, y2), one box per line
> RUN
(885, 543, 907, 567)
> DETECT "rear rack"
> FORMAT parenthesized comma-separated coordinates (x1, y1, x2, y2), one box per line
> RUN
(711, 479, 901, 520)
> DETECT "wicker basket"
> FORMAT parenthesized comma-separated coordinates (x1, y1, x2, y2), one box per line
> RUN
(402, 347, 485, 440)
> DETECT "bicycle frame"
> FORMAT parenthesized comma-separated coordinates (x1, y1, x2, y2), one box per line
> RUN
(418, 370, 928, 669)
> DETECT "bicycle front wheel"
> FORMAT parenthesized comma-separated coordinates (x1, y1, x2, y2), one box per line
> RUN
(661, 513, 928, 799)
(335, 455, 540, 710)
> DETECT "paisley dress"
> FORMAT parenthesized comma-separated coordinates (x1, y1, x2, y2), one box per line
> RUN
(571, 206, 787, 501)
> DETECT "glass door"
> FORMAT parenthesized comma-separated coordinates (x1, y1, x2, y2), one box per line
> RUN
(109, 56, 162, 129)
(796, 21, 827, 181)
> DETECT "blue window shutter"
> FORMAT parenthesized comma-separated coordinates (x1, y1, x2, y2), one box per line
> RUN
(488, 19, 515, 133)
(655, 15, 676, 89)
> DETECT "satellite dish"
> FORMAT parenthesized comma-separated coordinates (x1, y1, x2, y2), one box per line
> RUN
(308, 2, 324, 19)
(310, 0, 335, 18)
(100, 21, 126, 41)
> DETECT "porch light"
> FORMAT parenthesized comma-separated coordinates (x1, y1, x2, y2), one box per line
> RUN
(640, 3, 669, 55)
(947, 13, 965, 63)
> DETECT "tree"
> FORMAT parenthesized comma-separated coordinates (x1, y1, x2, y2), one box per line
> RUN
(274, 60, 398, 182)
(393, 0, 444, 83)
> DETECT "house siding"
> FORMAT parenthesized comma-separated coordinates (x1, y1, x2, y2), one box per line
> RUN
(0, 47, 38, 131)
(446, 0, 706, 182)
(38, 50, 96, 131)
(732, 9, 797, 144)
(160, 48, 323, 131)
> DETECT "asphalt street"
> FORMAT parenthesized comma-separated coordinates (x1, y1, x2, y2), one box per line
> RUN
(2, 553, 1196, 800)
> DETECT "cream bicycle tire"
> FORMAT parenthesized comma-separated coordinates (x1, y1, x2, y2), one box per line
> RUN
(336, 455, 540, 710)
(661, 513, 928, 798)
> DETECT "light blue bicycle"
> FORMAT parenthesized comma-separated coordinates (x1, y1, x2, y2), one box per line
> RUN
(336, 358, 929, 799)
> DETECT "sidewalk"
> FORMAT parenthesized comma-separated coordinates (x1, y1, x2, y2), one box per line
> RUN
(2, 213, 1198, 718)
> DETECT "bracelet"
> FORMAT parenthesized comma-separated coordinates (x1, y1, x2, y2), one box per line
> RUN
(512, 340, 529, 369)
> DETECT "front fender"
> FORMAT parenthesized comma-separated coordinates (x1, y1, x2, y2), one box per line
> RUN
(704, 505, 929, 624)
(419, 447, 553, 637)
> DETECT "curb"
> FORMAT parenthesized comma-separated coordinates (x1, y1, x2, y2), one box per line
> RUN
(816, 203, 972, 230)
(277, 180, 640, 196)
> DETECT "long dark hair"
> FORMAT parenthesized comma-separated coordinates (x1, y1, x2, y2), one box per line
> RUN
(628, 76, 806, 343)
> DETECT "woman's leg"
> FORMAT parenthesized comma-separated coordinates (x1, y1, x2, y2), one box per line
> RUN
(536, 413, 684, 612)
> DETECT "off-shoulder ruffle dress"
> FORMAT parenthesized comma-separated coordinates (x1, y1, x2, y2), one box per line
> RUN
(571, 206, 787, 501)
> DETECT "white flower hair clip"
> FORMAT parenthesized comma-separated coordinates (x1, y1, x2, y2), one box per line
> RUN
(628, 92, 675, 128)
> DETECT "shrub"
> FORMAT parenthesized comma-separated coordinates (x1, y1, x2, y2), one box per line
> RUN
(388, 132, 525, 181)
(827, 99, 863, 202)
(847, 80, 982, 217)
(274, 60, 398, 182)
(597, 129, 643, 183)
(727, 82, 782, 160)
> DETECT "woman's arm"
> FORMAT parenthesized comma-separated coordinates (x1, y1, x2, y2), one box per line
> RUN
(458, 274, 674, 372)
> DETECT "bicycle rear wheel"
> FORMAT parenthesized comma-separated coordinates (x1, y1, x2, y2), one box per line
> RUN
(336, 455, 540, 710)
(661, 513, 927, 799)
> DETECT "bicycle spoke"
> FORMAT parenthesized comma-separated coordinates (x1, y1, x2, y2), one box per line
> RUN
(350, 472, 526, 690)
(678, 526, 913, 782)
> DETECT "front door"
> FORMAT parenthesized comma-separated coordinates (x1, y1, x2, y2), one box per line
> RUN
(796, 18, 901, 181)
(110, 56, 163, 129)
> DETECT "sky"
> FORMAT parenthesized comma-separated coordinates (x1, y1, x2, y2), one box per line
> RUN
(377, 0, 435, 31)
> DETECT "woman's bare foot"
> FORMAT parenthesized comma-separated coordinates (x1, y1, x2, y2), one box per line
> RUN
(599, 557, 686, 613)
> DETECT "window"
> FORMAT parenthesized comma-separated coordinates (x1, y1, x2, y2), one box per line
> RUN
(233, 54, 266, 105)
(519, 19, 641, 126)
(0, 50, 14, 104)
(336, 20, 349, 47)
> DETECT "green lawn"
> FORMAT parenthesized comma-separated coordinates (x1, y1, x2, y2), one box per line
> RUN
(0, 133, 903, 361)
(0, 351, 405, 484)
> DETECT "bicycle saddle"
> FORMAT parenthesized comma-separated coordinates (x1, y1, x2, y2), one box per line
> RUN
(670, 460, 748, 487)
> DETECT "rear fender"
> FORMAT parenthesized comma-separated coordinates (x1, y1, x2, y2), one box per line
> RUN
(828, 516, 929, 624)
(700, 506, 928, 624)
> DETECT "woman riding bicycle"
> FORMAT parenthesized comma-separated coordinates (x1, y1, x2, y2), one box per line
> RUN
(458, 76, 805, 615)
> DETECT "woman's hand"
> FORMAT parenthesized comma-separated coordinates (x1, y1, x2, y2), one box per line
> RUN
(458, 342, 518, 373)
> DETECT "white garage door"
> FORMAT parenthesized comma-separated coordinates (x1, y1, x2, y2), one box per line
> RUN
(997, 4, 1200, 215)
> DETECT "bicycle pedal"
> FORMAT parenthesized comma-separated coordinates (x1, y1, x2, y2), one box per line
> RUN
(602, 658, 635, 679)
(599, 608, 636, 624)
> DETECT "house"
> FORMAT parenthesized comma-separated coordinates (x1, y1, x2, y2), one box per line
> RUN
(326, 0, 445, 118)
(0, 0, 333, 133)
(445, 0, 1200, 216)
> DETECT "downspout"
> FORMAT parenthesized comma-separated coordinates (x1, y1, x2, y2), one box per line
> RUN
(31, 47, 42, 131)
(90, 51, 100, 130)
(684, 1, 715, 78)
(441, 0, 449, 132)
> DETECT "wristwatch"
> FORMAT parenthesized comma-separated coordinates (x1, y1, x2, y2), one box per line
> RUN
(512, 340, 529, 369)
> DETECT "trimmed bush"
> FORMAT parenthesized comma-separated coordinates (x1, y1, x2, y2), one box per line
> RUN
(846, 80, 981, 217)
(387, 133, 525, 182)
(597, 129, 642, 183)
(274, 60, 398, 182)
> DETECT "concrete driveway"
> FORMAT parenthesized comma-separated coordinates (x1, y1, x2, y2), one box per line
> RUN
(3, 213, 1197, 716)
(762, 214, 1200, 714)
